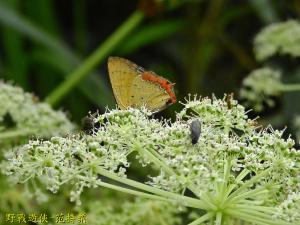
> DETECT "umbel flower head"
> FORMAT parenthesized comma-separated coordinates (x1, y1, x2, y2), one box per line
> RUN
(2, 95, 300, 224)
(254, 20, 300, 61)
(0, 81, 75, 147)
(240, 67, 283, 112)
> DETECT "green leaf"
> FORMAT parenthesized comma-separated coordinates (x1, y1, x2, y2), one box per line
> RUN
(249, 0, 279, 24)
(118, 19, 185, 55)
(0, 2, 114, 108)
(1, 0, 29, 88)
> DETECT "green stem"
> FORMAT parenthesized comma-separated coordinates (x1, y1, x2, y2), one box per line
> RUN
(238, 199, 264, 205)
(187, 212, 215, 225)
(280, 83, 300, 92)
(216, 212, 222, 225)
(224, 169, 250, 198)
(226, 187, 269, 205)
(0, 128, 38, 141)
(229, 204, 274, 214)
(45, 10, 144, 106)
(95, 166, 207, 210)
(228, 168, 271, 199)
(226, 208, 295, 225)
(200, 193, 218, 211)
(235, 208, 280, 222)
(80, 177, 173, 203)
(219, 159, 231, 205)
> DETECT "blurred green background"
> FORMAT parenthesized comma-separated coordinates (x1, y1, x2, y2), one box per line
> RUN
(0, 0, 299, 125)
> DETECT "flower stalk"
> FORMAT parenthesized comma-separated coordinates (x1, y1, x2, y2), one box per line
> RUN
(45, 10, 144, 106)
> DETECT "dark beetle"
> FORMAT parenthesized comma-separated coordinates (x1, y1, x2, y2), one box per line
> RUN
(190, 119, 201, 145)
(81, 116, 95, 135)
(81, 112, 100, 135)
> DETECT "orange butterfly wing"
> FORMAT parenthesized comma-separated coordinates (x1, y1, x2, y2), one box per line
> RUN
(108, 57, 175, 112)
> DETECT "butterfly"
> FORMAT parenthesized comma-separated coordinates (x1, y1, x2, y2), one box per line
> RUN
(108, 57, 176, 112)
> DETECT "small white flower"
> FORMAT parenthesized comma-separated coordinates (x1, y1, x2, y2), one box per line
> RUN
(254, 20, 300, 61)
(240, 67, 282, 111)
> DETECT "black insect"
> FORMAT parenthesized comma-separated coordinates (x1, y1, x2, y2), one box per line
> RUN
(226, 93, 234, 109)
(81, 116, 95, 135)
(190, 119, 201, 145)
(81, 112, 100, 135)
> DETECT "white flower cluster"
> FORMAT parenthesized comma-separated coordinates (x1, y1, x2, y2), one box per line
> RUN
(153, 95, 299, 194)
(240, 67, 282, 111)
(274, 191, 300, 222)
(240, 20, 300, 112)
(2, 95, 300, 223)
(2, 133, 127, 206)
(0, 81, 75, 145)
(254, 20, 300, 61)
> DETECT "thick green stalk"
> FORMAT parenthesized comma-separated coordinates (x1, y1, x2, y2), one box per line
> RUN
(45, 10, 144, 106)
(226, 209, 295, 225)
(230, 204, 274, 214)
(187, 212, 215, 225)
(95, 166, 207, 210)
(215, 212, 222, 225)
(226, 187, 269, 205)
(0, 128, 38, 142)
(280, 83, 300, 92)
(228, 168, 271, 199)
(79, 176, 173, 203)
(218, 160, 231, 205)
